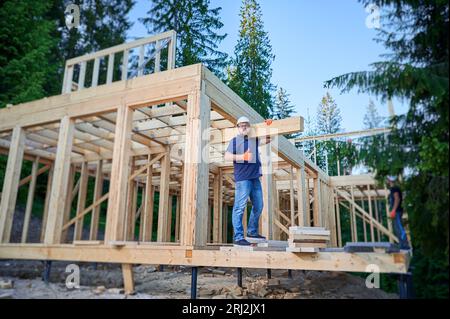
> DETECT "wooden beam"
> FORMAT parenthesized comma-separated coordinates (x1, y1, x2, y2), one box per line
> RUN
(0, 244, 410, 274)
(74, 162, 89, 241)
(89, 160, 104, 240)
(180, 91, 210, 247)
(61, 165, 76, 243)
(21, 158, 39, 243)
(40, 165, 53, 242)
(0, 126, 25, 243)
(216, 117, 304, 144)
(105, 105, 134, 242)
(44, 117, 75, 244)
(142, 154, 154, 242)
(289, 166, 295, 226)
(212, 170, 223, 243)
(121, 263, 135, 295)
(157, 151, 171, 242)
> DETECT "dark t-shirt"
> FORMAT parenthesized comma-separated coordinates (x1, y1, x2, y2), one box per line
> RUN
(226, 135, 262, 182)
(389, 186, 403, 212)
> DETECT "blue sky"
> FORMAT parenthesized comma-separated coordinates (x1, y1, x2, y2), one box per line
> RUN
(128, 0, 407, 132)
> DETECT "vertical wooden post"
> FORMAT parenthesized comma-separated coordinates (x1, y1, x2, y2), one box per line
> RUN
(74, 161, 89, 241)
(350, 186, 358, 242)
(121, 50, 129, 81)
(166, 195, 173, 241)
(212, 170, 223, 243)
(92, 58, 100, 87)
(312, 178, 321, 227)
(174, 195, 181, 242)
(61, 165, 75, 243)
(367, 185, 375, 242)
(335, 192, 342, 247)
(155, 41, 161, 72)
(142, 154, 154, 242)
(44, 116, 74, 244)
(289, 166, 295, 227)
(261, 144, 274, 239)
(125, 159, 136, 241)
(167, 32, 177, 70)
(0, 126, 25, 243)
(21, 158, 39, 243)
(78, 61, 86, 90)
(106, 53, 114, 84)
(222, 204, 228, 243)
(374, 197, 381, 241)
(296, 166, 307, 227)
(105, 105, 133, 243)
(122, 264, 135, 295)
(157, 151, 170, 242)
(89, 160, 103, 240)
(40, 165, 54, 242)
(179, 91, 210, 247)
(138, 45, 145, 76)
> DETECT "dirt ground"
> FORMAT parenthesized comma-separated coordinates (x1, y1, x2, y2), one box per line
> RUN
(0, 260, 398, 299)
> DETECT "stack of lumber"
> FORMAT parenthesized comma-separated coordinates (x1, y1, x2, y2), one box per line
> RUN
(287, 227, 330, 253)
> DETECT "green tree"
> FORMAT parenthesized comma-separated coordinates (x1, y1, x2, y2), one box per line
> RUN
(228, 0, 275, 118)
(273, 87, 295, 119)
(273, 87, 296, 138)
(140, 0, 228, 78)
(325, 0, 449, 298)
(363, 99, 383, 129)
(0, 1, 57, 108)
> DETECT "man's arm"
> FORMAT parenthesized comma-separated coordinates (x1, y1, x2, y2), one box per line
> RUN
(225, 151, 245, 162)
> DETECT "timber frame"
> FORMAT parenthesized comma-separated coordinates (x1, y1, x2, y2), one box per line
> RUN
(0, 33, 410, 293)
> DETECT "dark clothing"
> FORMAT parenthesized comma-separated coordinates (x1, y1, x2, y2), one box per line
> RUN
(389, 186, 403, 212)
(389, 185, 409, 250)
(226, 135, 262, 182)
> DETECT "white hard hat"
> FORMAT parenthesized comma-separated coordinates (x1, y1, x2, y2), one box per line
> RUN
(236, 116, 250, 126)
(386, 175, 397, 182)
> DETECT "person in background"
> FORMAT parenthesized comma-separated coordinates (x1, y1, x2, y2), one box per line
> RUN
(387, 176, 410, 250)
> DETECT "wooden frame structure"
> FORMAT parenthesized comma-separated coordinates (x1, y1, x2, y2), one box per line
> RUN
(0, 32, 410, 293)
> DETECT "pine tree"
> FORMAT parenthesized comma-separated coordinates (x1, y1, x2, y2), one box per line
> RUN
(273, 87, 295, 120)
(363, 99, 383, 129)
(314, 92, 356, 176)
(326, 0, 449, 298)
(140, 0, 228, 78)
(316, 92, 342, 135)
(0, 1, 57, 107)
(228, 0, 275, 119)
(273, 87, 296, 138)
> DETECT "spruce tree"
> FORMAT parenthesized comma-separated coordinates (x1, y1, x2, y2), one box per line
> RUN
(0, 1, 57, 107)
(363, 99, 383, 129)
(228, 0, 275, 119)
(326, 0, 449, 298)
(140, 0, 228, 78)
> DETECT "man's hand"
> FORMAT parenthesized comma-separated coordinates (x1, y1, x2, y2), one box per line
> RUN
(389, 210, 396, 219)
(264, 119, 273, 126)
(242, 150, 253, 161)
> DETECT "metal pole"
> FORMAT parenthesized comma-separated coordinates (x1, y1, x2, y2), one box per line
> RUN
(237, 267, 243, 288)
(191, 266, 198, 299)
(42, 260, 52, 284)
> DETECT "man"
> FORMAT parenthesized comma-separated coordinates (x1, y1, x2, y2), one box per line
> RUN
(224, 116, 271, 246)
(387, 176, 410, 250)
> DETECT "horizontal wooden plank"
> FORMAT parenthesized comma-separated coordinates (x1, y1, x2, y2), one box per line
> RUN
(0, 244, 411, 273)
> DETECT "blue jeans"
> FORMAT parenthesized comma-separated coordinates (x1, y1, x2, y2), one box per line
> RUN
(393, 210, 410, 249)
(232, 178, 263, 242)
